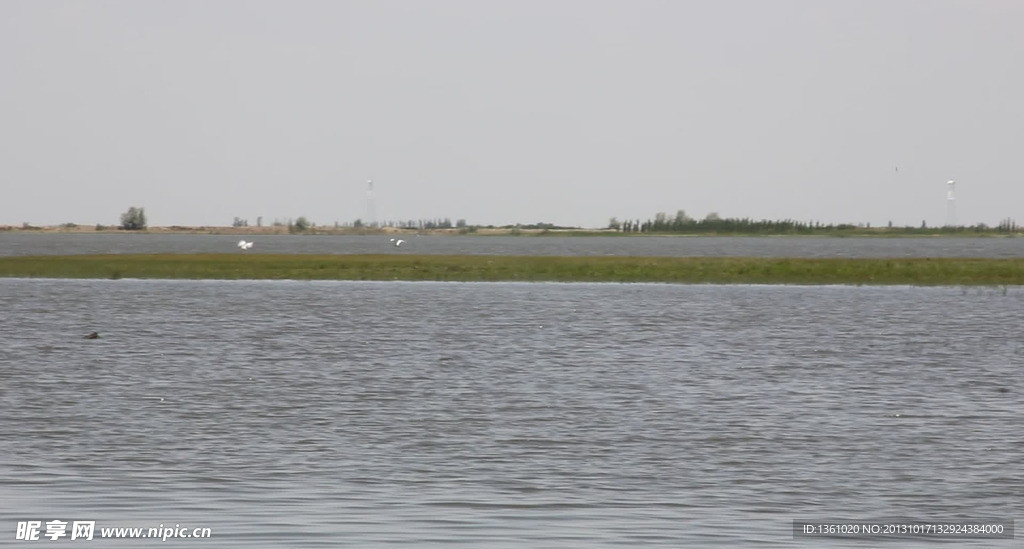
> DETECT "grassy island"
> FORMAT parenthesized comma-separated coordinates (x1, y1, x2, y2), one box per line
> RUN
(1, 254, 1022, 286)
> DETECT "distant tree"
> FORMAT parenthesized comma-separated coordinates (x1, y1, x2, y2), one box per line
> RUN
(120, 207, 147, 230)
(654, 211, 668, 228)
(232, 217, 248, 227)
(704, 212, 721, 222)
(353, 218, 364, 228)
(673, 209, 690, 229)
(608, 217, 621, 231)
(289, 216, 311, 233)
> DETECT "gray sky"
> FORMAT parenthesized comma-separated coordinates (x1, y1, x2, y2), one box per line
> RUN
(2, 0, 1022, 228)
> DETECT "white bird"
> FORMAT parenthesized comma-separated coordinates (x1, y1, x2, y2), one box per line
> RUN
(237, 240, 254, 250)
(394, 239, 405, 247)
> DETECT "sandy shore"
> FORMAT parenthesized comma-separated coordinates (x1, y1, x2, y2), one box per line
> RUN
(0, 224, 595, 236)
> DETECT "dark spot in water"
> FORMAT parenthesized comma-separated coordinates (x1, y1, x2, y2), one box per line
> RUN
(84, 331, 100, 339)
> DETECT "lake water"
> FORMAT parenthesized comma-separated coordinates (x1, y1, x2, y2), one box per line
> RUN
(1, 279, 1020, 547)
(2, 232, 1023, 257)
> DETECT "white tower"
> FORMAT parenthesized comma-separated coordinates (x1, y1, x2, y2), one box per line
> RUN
(366, 179, 377, 227)
(945, 180, 956, 227)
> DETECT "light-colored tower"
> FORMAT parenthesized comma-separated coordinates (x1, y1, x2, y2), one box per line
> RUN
(366, 179, 377, 227)
(945, 180, 956, 227)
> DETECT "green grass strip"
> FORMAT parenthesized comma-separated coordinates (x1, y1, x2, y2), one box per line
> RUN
(0, 254, 1022, 285)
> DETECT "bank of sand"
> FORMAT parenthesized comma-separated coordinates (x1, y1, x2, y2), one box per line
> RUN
(1, 224, 590, 236)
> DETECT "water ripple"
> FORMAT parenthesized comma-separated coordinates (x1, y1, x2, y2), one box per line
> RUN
(1, 279, 1020, 547)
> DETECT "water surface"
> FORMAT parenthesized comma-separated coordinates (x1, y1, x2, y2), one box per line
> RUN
(2, 233, 1022, 257)
(1, 279, 1020, 547)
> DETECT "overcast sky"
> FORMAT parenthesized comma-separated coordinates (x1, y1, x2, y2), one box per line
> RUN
(2, 0, 1022, 228)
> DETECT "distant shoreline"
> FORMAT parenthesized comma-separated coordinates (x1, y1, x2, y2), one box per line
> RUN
(2, 224, 476, 236)
(3, 224, 584, 236)
(2, 224, 1021, 238)
(2, 254, 1022, 286)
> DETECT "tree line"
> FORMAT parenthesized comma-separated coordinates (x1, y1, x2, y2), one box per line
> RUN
(110, 205, 1018, 235)
(609, 211, 1020, 235)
